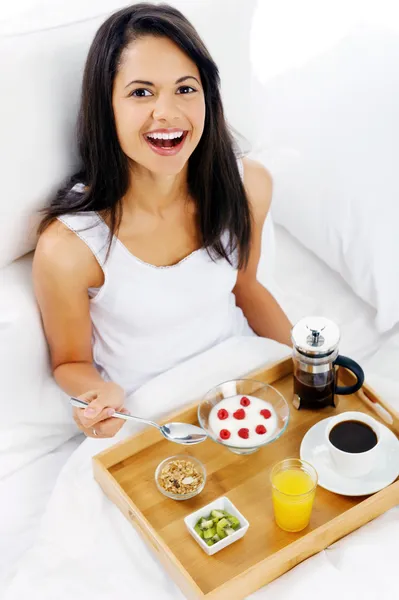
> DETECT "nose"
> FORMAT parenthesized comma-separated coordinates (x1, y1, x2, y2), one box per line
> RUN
(152, 92, 180, 122)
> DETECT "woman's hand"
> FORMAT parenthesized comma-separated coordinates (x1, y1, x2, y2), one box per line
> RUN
(73, 382, 128, 438)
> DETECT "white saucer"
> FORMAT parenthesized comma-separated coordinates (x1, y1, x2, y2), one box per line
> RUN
(300, 417, 399, 496)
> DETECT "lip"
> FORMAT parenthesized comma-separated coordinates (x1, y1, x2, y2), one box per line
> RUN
(143, 130, 189, 157)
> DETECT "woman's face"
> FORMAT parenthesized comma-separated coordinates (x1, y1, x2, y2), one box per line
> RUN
(112, 35, 206, 176)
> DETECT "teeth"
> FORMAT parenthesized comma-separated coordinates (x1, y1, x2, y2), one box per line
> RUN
(146, 131, 184, 140)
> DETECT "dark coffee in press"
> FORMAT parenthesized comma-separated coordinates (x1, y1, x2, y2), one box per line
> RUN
(293, 370, 335, 409)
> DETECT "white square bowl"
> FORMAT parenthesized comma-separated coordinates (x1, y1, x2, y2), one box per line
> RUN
(184, 496, 249, 556)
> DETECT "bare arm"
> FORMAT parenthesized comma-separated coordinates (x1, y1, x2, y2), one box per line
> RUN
(233, 158, 293, 347)
(33, 220, 127, 437)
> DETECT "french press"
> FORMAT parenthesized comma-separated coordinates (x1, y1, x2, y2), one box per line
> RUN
(291, 316, 364, 410)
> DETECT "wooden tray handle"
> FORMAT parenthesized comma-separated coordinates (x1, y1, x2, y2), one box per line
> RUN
(338, 367, 399, 435)
(127, 508, 163, 556)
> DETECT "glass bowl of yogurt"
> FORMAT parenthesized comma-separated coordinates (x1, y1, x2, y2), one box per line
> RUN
(198, 379, 290, 455)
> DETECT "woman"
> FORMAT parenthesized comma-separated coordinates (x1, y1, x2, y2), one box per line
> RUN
(33, 3, 292, 439)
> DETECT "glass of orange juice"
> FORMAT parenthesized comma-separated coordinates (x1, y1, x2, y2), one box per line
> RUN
(270, 458, 318, 532)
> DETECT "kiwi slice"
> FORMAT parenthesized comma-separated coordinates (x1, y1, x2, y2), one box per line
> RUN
(194, 524, 204, 539)
(216, 522, 227, 540)
(200, 518, 214, 530)
(204, 527, 216, 540)
(227, 516, 240, 529)
(211, 510, 225, 520)
(206, 539, 214, 546)
(216, 517, 229, 529)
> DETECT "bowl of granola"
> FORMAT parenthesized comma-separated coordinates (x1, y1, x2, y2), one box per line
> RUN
(155, 455, 206, 501)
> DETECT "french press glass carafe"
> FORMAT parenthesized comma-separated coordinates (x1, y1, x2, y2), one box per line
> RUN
(291, 316, 364, 410)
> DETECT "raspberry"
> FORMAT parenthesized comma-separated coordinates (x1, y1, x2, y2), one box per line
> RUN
(233, 408, 246, 420)
(240, 396, 251, 407)
(256, 424, 267, 435)
(260, 409, 272, 419)
(220, 429, 231, 440)
(238, 428, 249, 439)
(217, 409, 229, 420)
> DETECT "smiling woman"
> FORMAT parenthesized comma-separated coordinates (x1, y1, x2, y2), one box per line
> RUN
(33, 2, 291, 440)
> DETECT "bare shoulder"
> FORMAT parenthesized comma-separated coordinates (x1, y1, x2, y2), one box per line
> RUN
(241, 157, 273, 223)
(33, 219, 102, 288)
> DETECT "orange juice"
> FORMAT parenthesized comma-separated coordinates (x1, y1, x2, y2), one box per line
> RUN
(271, 461, 317, 532)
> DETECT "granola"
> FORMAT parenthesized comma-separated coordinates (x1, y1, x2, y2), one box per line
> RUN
(158, 458, 204, 495)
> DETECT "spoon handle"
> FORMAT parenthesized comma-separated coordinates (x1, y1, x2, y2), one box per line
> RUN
(69, 397, 160, 430)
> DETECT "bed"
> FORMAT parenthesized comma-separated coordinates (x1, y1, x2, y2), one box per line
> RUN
(2, 224, 398, 600)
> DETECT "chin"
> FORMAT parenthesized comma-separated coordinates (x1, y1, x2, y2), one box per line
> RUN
(132, 152, 191, 176)
(150, 158, 188, 176)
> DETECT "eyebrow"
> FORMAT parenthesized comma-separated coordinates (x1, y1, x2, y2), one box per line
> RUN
(125, 75, 200, 89)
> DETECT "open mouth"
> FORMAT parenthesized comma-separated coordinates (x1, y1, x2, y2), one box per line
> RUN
(144, 131, 188, 155)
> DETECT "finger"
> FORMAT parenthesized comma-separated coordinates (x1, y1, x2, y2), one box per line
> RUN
(82, 394, 124, 419)
(78, 406, 116, 428)
(73, 413, 100, 439)
(93, 416, 126, 437)
(77, 390, 99, 403)
(82, 400, 106, 420)
(85, 426, 104, 438)
(73, 411, 85, 433)
(94, 407, 130, 426)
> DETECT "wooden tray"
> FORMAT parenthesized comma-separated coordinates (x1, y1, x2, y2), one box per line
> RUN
(92, 358, 399, 600)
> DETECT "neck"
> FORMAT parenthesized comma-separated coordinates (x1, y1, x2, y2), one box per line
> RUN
(123, 161, 189, 215)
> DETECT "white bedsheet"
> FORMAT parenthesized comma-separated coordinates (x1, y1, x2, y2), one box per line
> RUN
(0, 435, 83, 597)
(3, 225, 399, 600)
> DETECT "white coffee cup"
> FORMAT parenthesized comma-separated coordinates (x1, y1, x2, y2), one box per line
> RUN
(325, 411, 381, 478)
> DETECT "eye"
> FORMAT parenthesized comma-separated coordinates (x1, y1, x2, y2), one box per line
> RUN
(130, 88, 152, 98)
(176, 86, 196, 94)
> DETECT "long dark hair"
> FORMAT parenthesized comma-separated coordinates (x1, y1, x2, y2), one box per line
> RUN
(39, 3, 252, 267)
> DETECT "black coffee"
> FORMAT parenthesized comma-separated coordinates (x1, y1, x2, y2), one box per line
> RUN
(329, 420, 378, 453)
(294, 372, 335, 408)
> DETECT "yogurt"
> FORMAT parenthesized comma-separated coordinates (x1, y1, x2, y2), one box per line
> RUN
(208, 394, 278, 448)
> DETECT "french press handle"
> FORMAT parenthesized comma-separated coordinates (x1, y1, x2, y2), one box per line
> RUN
(334, 355, 365, 395)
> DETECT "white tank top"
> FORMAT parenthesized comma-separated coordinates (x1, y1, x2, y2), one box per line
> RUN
(57, 159, 256, 396)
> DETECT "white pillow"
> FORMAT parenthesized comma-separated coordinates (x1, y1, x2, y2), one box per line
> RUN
(251, 30, 399, 333)
(0, 255, 77, 479)
(0, 0, 256, 268)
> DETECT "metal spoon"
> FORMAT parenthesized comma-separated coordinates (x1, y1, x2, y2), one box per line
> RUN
(70, 397, 208, 445)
